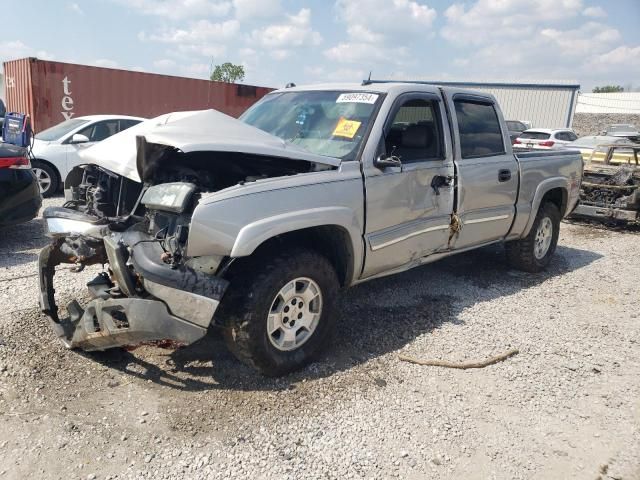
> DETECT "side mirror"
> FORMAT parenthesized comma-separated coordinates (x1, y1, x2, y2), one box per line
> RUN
(70, 133, 90, 144)
(374, 154, 402, 169)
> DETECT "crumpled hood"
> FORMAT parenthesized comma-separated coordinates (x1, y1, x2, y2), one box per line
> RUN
(79, 109, 341, 182)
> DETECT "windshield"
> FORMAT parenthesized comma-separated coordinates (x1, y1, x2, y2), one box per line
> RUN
(35, 118, 90, 141)
(240, 91, 381, 161)
(520, 131, 550, 140)
(607, 124, 637, 134)
(571, 136, 632, 147)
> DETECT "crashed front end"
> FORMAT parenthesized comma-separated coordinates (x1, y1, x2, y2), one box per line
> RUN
(38, 177, 228, 351)
(37, 108, 340, 352)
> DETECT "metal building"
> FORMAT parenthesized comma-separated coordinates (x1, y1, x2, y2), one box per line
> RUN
(388, 80, 580, 129)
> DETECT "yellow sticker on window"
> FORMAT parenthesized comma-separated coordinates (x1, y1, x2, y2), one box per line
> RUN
(332, 117, 361, 139)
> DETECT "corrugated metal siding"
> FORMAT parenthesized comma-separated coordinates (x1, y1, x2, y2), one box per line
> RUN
(391, 80, 580, 129)
(4, 58, 34, 125)
(3, 58, 273, 132)
(455, 85, 577, 128)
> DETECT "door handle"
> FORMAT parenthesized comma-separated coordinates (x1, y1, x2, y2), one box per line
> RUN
(498, 169, 511, 182)
(431, 175, 454, 195)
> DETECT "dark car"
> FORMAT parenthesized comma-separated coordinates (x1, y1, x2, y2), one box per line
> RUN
(0, 98, 6, 132)
(506, 120, 528, 143)
(0, 142, 42, 226)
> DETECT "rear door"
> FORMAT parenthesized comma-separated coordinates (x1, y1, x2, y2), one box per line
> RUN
(362, 90, 454, 277)
(554, 130, 577, 148)
(446, 91, 518, 249)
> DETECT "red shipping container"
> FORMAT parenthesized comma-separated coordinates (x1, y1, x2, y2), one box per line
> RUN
(3, 58, 274, 133)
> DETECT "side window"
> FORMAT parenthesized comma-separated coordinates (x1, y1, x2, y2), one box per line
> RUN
(119, 119, 141, 132)
(454, 100, 505, 159)
(76, 120, 119, 142)
(567, 131, 578, 141)
(385, 98, 443, 163)
(555, 132, 567, 141)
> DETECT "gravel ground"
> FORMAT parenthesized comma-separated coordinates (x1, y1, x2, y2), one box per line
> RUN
(0, 197, 638, 480)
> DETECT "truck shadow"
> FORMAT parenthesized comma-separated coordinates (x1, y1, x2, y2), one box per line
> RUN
(89, 242, 603, 392)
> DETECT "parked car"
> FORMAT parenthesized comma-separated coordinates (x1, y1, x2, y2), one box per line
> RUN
(513, 128, 578, 150)
(0, 142, 42, 226)
(602, 124, 640, 140)
(31, 115, 144, 196)
(506, 120, 529, 143)
(39, 82, 583, 376)
(565, 135, 634, 163)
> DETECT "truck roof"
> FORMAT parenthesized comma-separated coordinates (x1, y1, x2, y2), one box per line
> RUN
(271, 82, 496, 101)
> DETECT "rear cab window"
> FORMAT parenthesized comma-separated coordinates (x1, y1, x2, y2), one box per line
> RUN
(454, 99, 505, 158)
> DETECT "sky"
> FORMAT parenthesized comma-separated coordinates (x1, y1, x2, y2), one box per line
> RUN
(0, 0, 639, 91)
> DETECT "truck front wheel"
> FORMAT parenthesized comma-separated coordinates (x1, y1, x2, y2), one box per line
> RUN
(505, 202, 560, 273)
(220, 248, 339, 376)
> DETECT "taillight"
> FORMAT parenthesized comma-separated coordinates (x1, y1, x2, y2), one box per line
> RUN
(538, 141, 555, 147)
(513, 138, 521, 144)
(0, 156, 31, 169)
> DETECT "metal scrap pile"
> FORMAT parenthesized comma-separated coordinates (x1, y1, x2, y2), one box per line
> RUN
(581, 165, 639, 207)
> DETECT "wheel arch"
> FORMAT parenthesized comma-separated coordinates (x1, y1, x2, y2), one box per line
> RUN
(230, 221, 360, 288)
(522, 178, 568, 236)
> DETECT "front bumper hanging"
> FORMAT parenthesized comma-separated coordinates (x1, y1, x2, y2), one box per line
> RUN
(38, 207, 229, 351)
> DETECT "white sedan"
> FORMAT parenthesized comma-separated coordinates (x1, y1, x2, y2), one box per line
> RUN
(31, 115, 144, 196)
(513, 128, 578, 150)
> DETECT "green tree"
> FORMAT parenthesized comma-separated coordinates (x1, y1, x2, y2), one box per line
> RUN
(210, 62, 245, 83)
(592, 85, 624, 93)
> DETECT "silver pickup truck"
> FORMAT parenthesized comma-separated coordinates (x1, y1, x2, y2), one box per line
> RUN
(39, 82, 583, 376)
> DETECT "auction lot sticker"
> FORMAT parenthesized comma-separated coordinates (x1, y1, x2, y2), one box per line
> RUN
(336, 93, 378, 104)
(333, 117, 362, 138)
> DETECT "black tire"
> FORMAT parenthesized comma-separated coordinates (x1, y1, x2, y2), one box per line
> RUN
(220, 248, 339, 376)
(505, 202, 560, 273)
(31, 160, 59, 197)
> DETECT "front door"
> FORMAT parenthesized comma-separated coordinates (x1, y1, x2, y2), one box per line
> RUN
(362, 92, 455, 278)
(65, 119, 121, 175)
(447, 93, 518, 249)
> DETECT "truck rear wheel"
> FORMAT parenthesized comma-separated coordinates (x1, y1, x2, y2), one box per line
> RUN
(220, 248, 339, 376)
(505, 202, 560, 273)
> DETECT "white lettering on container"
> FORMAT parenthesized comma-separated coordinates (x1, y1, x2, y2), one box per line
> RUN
(61, 76, 75, 120)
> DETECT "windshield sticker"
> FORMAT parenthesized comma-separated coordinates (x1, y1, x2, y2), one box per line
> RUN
(332, 118, 362, 139)
(336, 93, 379, 104)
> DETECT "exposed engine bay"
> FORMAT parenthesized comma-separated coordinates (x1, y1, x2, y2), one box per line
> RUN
(65, 147, 325, 219)
(39, 146, 332, 351)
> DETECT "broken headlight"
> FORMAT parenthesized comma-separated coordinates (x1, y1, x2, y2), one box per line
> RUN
(141, 182, 196, 213)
